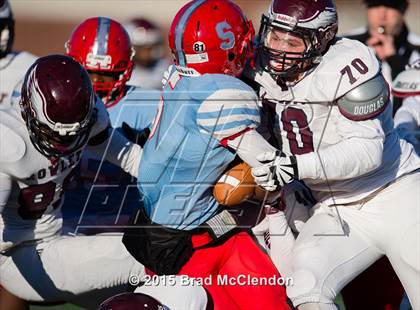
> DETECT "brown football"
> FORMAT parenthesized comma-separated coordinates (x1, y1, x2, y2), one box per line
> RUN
(213, 162, 255, 206)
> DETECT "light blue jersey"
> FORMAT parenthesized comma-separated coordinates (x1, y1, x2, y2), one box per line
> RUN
(108, 86, 160, 133)
(138, 68, 260, 230)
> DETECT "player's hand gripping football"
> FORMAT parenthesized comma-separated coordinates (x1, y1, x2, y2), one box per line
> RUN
(252, 151, 298, 191)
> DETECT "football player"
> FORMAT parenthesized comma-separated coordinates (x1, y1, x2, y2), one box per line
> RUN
(64, 20, 210, 309)
(63, 17, 159, 233)
(65, 17, 159, 128)
(123, 18, 171, 90)
(248, 0, 420, 309)
(122, 1, 290, 309)
(0, 0, 37, 109)
(0, 55, 144, 308)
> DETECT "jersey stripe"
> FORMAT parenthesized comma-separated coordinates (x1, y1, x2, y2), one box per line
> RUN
(199, 118, 258, 138)
(197, 107, 260, 119)
(197, 113, 259, 127)
(96, 17, 111, 55)
(175, 0, 206, 66)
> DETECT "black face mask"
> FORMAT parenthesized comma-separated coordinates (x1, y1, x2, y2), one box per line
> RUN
(256, 15, 322, 79)
(26, 112, 96, 158)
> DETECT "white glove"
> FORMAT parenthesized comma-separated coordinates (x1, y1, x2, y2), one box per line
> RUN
(161, 64, 175, 88)
(252, 151, 298, 191)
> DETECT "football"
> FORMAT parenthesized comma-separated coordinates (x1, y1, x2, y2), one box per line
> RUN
(213, 162, 255, 206)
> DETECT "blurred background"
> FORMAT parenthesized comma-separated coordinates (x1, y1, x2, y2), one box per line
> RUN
(11, 0, 420, 57)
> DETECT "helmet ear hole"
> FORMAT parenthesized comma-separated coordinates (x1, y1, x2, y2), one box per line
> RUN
(228, 52, 235, 62)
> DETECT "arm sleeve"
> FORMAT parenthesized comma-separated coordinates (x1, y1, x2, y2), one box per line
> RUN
(394, 97, 420, 145)
(196, 88, 261, 142)
(296, 112, 386, 181)
(0, 173, 12, 213)
(394, 97, 420, 129)
(226, 129, 277, 168)
(87, 128, 142, 179)
(88, 97, 142, 178)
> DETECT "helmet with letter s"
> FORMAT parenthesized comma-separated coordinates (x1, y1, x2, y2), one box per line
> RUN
(168, 0, 254, 77)
(65, 17, 135, 107)
(257, 0, 338, 78)
(19, 54, 96, 158)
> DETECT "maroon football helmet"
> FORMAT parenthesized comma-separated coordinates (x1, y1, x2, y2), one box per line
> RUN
(97, 292, 164, 310)
(257, 0, 338, 78)
(20, 54, 96, 157)
(0, 0, 14, 58)
(123, 18, 164, 68)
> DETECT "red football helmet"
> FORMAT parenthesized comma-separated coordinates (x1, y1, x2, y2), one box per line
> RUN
(65, 17, 135, 107)
(0, 0, 14, 58)
(257, 0, 338, 78)
(97, 292, 164, 310)
(20, 55, 96, 158)
(168, 0, 254, 77)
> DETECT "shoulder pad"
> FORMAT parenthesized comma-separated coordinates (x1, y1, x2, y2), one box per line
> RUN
(196, 87, 260, 140)
(12, 51, 38, 69)
(122, 86, 161, 103)
(307, 38, 381, 102)
(0, 119, 26, 165)
(337, 74, 390, 121)
(392, 68, 420, 97)
(189, 74, 255, 101)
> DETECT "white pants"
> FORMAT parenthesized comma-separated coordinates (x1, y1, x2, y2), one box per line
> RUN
(287, 172, 420, 309)
(0, 233, 145, 308)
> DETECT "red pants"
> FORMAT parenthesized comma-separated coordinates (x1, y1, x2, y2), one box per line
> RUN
(178, 231, 290, 310)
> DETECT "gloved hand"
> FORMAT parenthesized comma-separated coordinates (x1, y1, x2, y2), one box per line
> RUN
(252, 151, 298, 191)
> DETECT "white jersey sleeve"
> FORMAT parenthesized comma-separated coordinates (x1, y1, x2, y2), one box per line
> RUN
(394, 96, 420, 129)
(394, 96, 420, 150)
(226, 129, 277, 168)
(296, 107, 387, 181)
(0, 51, 37, 109)
(87, 97, 141, 178)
